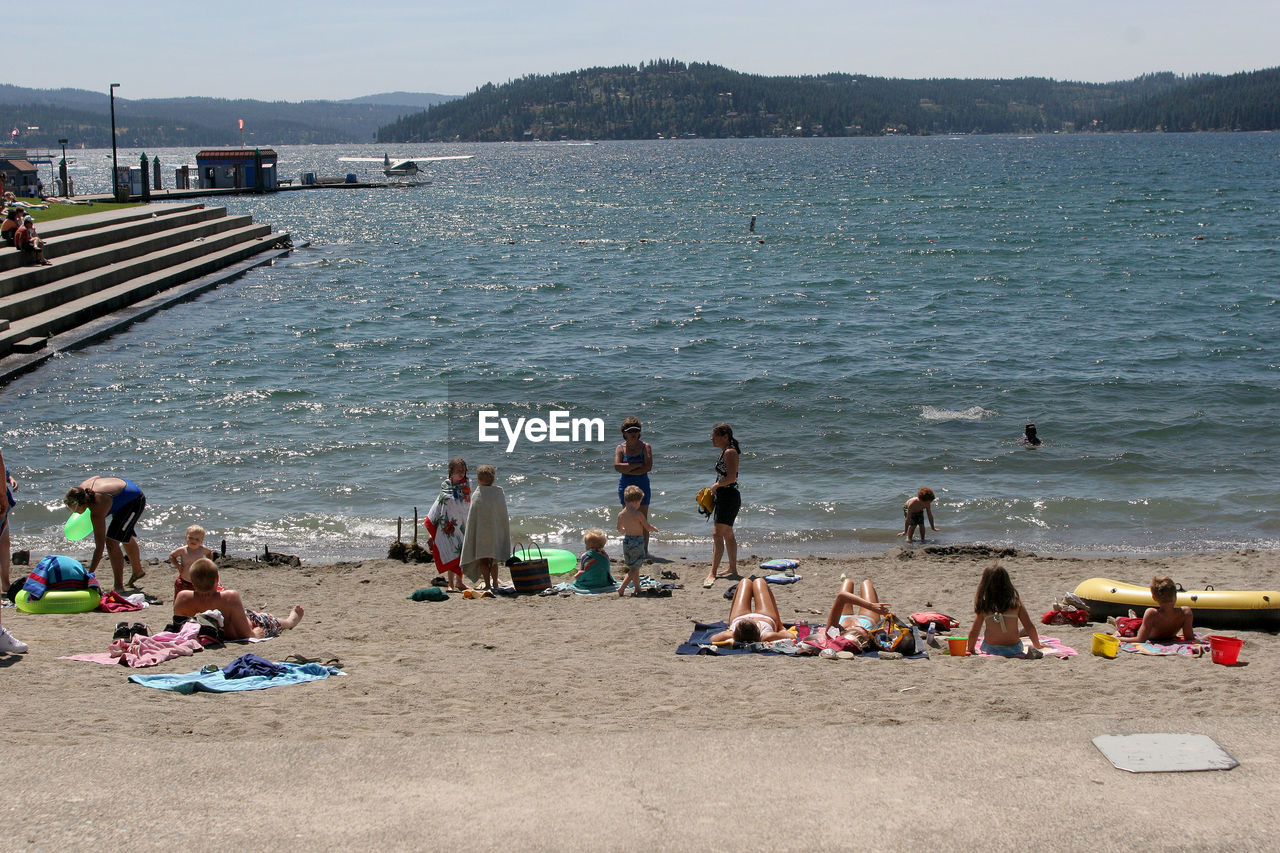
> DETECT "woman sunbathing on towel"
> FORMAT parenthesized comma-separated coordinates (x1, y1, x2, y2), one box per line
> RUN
(711, 577, 792, 644)
(822, 578, 893, 651)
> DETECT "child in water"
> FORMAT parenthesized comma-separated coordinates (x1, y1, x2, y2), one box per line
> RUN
(1129, 576, 1195, 643)
(617, 484, 658, 596)
(1021, 423, 1042, 447)
(572, 529, 615, 591)
(967, 563, 1044, 658)
(169, 524, 216, 595)
(897, 487, 938, 543)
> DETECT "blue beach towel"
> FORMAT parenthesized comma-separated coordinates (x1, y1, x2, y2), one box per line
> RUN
(129, 661, 343, 693)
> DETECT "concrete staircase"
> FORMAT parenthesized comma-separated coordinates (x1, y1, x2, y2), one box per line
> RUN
(0, 203, 291, 369)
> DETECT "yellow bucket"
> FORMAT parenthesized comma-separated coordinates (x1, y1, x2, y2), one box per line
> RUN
(1091, 632, 1120, 659)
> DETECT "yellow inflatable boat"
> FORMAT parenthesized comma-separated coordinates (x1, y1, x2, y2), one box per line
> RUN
(1073, 577, 1280, 631)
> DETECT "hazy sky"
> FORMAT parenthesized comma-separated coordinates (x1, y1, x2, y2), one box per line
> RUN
(17, 0, 1278, 101)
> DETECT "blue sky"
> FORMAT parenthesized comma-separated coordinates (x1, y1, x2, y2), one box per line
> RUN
(18, 0, 1279, 100)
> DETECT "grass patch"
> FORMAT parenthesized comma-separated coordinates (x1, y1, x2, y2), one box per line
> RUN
(8, 201, 143, 225)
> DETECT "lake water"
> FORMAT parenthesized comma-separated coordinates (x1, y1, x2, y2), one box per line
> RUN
(6, 134, 1278, 563)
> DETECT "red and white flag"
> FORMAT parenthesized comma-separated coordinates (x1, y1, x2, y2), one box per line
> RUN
(238, 118, 244, 130)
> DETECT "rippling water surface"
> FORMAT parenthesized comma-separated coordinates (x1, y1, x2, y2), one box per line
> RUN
(5, 134, 1277, 561)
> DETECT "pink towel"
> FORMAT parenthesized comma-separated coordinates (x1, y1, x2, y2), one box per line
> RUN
(61, 621, 204, 667)
(974, 636, 1077, 658)
(1120, 634, 1209, 656)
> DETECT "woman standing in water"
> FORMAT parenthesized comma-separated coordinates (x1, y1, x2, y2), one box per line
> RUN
(613, 417, 653, 556)
(703, 423, 741, 588)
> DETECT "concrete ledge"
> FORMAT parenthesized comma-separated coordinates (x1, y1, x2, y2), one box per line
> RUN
(12, 336, 46, 353)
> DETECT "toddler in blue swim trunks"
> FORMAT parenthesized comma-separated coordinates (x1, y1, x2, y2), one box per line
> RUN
(616, 485, 657, 597)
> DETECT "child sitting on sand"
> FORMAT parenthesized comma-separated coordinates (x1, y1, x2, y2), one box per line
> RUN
(169, 525, 216, 595)
(459, 464, 511, 591)
(897, 487, 938, 543)
(967, 563, 1044, 658)
(1123, 576, 1194, 643)
(572, 529, 615, 591)
(173, 559, 303, 640)
(616, 484, 658, 597)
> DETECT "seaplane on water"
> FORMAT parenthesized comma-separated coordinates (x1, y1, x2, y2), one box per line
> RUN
(337, 153, 473, 181)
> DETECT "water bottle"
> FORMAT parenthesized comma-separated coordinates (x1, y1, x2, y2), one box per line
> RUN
(796, 619, 811, 639)
(926, 621, 938, 647)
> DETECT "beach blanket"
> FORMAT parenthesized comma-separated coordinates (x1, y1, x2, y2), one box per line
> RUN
(677, 622, 928, 658)
(1120, 634, 1209, 656)
(974, 637, 1076, 659)
(564, 580, 620, 595)
(61, 621, 204, 668)
(129, 661, 343, 694)
(424, 478, 469, 574)
(459, 484, 511, 584)
(97, 590, 145, 612)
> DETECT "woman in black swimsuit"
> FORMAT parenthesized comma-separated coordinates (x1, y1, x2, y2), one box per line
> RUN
(703, 423, 741, 588)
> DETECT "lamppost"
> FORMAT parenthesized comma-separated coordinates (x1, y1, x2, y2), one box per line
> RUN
(109, 82, 121, 201)
(58, 138, 68, 197)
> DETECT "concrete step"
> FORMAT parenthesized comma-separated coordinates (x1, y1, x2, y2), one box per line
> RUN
(37, 203, 208, 238)
(0, 231, 291, 356)
(0, 214, 261, 304)
(0, 222, 273, 325)
(0, 209, 235, 287)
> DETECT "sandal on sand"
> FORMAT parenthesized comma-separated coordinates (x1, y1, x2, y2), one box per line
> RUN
(702, 578, 714, 588)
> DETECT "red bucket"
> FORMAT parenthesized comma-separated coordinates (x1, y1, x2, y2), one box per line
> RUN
(1208, 635, 1242, 666)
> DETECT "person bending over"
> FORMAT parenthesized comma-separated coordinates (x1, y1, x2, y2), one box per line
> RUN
(173, 559, 303, 640)
(64, 475, 147, 592)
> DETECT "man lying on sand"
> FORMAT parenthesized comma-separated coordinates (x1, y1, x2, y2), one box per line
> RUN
(173, 558, 304, 640)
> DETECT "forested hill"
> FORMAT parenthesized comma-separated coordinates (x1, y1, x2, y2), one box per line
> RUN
(0, 86, 457, 147)
(1087, 67, 1280, 132)
(377, 60, 1280, 142)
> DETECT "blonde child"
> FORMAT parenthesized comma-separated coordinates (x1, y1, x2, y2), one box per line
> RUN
(897, 487, 938, 543)
(169, 525, 216, 594)
(1130, 576, 1195, 643)
(459, 464, 511, 591)
(572, 529, 615, 591)
(617, 484, 658, 596)
(967, 563, 1044, 658)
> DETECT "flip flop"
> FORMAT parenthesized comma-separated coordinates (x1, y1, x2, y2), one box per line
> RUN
(702, 578, 714, 588)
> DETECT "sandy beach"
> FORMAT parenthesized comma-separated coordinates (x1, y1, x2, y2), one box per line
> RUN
(2, 545, 1277, 851)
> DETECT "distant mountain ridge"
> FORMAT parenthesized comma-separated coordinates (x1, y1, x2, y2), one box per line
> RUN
(0, 85, 458, 147)
(376, 60, 1280, 142)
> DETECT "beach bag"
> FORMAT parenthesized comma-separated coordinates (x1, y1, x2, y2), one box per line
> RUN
(910, 610, 959, 631)
(696, 487, 716, 518)
(873, 612, 919, 655)
(506, 543, 551, 594)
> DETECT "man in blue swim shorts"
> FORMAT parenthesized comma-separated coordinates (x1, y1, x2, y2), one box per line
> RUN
(64, 475, 148, 592)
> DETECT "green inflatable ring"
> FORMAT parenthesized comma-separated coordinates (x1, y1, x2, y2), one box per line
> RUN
(15, 587, 102, 614)
(513, 548, 578, 575)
